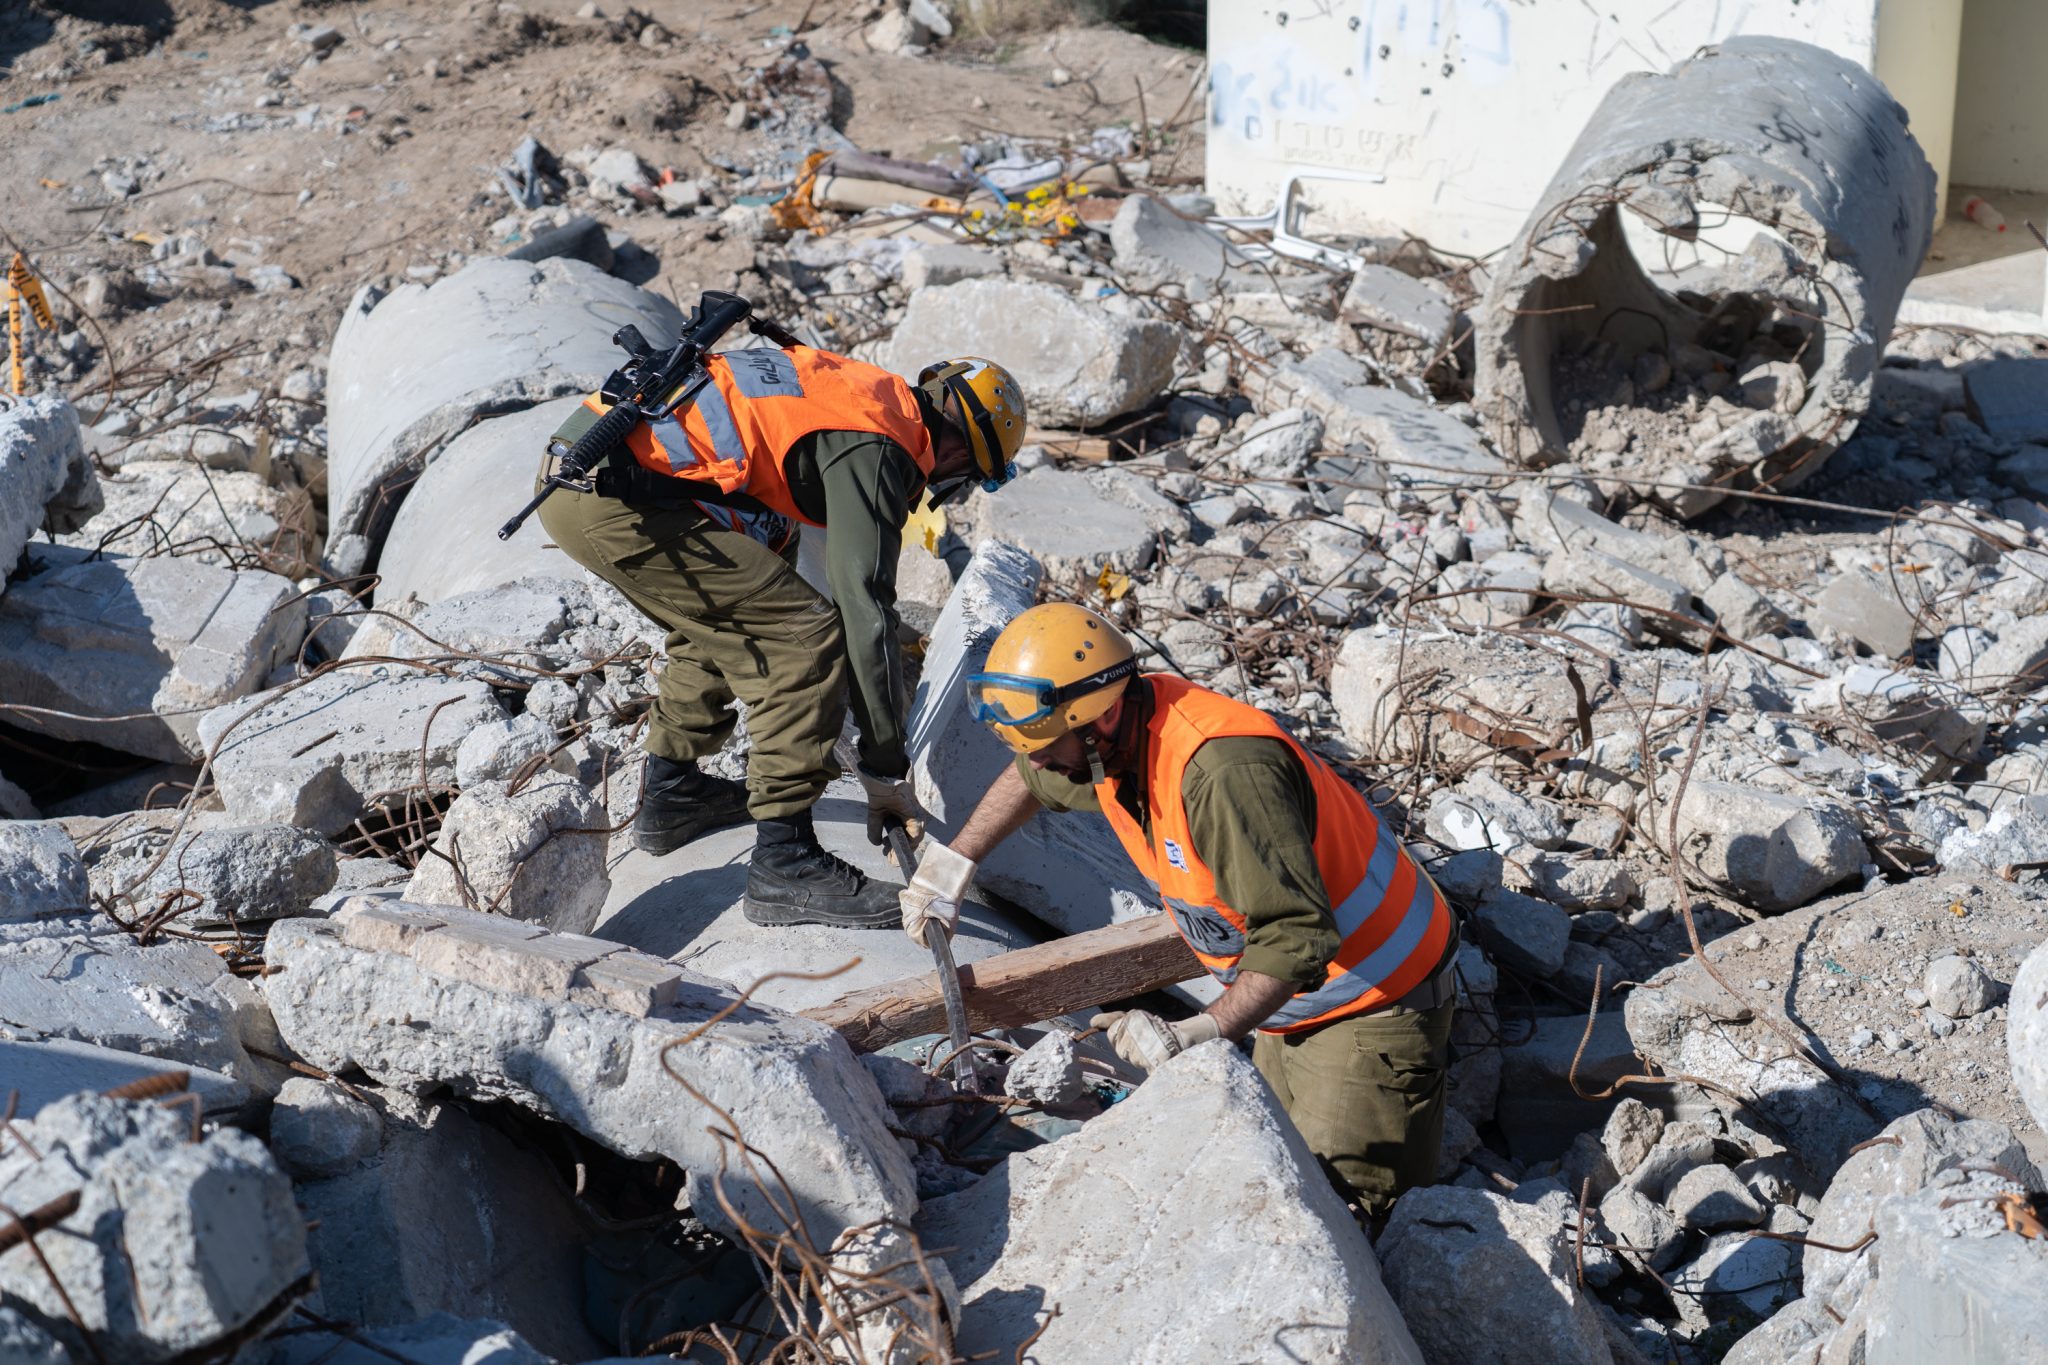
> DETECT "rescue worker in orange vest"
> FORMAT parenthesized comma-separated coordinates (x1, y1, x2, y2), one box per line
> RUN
(900, 604, 1459, 1214)
(539, 348, 1026, 929)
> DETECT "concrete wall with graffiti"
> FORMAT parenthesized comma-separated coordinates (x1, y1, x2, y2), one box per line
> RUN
(1205, 0, 1885, 257)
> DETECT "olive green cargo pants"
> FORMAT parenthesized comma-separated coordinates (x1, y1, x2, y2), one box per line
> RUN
(536, 482, 845, 820)
(1252, 997, 1456, 1218)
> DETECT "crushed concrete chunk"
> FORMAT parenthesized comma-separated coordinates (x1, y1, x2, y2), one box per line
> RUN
(1964, 356, 2048, 444)
(198, 670, 506, 836)
(917, 1042, 1422, 1364)
(0, 395, 100, 598)
(0, 1093, 307, 1361)
(403, 774, 609, 933)
(138, 823, 336, 926)
(877, 277, 1177, 427)
(0, 547, 305, 763)
(268, 1076, 382, 1179)
(0, 822, 88, 923)
(1380, 1182, 1614, 1365)
(291, 1096, 606, 1361)
(1673, 780, 1866, 912)
(1340, 264, 1454, 344)
(262, 910, 915, 1249)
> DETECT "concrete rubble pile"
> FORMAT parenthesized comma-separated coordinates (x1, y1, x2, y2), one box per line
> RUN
(6, 13, 2048, 1363)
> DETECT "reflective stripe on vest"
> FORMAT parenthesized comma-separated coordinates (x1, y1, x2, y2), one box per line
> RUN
(1099, 677, 1454, 1034)
(599, 346, 933, 527)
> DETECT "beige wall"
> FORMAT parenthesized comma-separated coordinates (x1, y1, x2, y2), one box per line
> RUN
(1876, 0, 1965, 222)
(1952, 0, 2048, 192)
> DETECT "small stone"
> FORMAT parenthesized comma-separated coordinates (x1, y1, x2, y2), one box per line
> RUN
(723, 100, 749, 130)
(1924, 954, 1998, 1019)
(1601, 1098, 1665, 1178)
(1667, 1163, 1766, 1231)
(1849, 1026, 1876, 1049)
(1048, 66, 1072, 87)
(1003, 1032, 1085, 1106)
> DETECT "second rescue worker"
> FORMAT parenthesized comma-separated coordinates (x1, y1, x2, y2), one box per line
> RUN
(539, 343, 1026, 929)
(901, 604, 1460, 1216)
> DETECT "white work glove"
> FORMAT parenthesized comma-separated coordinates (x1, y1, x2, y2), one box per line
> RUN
(1089, 1009, 1222, 1073)
(900, 840, 976, 944)
(857, 765, 931, 845)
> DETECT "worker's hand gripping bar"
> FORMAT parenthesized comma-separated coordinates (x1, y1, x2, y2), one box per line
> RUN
(497, 290, 764, 541)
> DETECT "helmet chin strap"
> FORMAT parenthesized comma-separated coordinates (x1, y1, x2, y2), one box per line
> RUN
(1081, 731, 1107, 785)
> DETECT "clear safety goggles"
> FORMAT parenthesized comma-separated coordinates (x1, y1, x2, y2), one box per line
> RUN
(965, 658, 1136, 727)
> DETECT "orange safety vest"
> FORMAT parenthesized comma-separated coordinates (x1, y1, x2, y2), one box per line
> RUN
(1097, 676, 1454, 1034)
(584, 346, 935, 529)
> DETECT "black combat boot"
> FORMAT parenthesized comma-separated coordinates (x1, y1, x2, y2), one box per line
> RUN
(633, 754, 750, 856)
(743, 811, 902, 929)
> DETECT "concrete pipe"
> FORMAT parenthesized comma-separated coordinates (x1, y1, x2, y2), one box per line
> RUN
(326, 257, 683, 554)
(1475, 38, 1935, 517)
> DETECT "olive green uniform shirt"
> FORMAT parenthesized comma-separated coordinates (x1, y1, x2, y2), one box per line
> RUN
(781, 426, 925, 781)
(1014, 682, 1341, 988)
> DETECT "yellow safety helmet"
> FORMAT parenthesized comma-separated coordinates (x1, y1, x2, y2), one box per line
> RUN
(967, 603, 1138, 754)
(919, 356, 1026, 493)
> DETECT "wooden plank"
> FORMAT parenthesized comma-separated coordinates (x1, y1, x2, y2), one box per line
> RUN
(802, 915, 1202, 1053)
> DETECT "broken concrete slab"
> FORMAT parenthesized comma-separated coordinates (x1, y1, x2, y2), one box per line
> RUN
(0, 546, 305, 763)
(375, 399, 586, 605)
(1498, 1012, 1636, 1162)
(0, 1037, 246, 1120)
(1109, 194, 1253, 298)
(1802, 1108, 2037, 1318)
(1253, 348, 1509, 488)
(137, 823, 336, 926)
(0, 922, 275, 1084)
(57, 459, 321, 578)
(1475, 39, 1934, 500)
(0, 394, 100, 597)
(1625, 877, 2048, 1173)
(327, 256, 685, 548)
(949, 467, 1160, 581)
(405, 774, 609, 933)
(1963, 357, 2048, 444)
(1865, 1170, 2048, 1364)
(1673, 780, 1867, 912)
(902, 541, 1159, 936)
(0, 822, 88, 923)
(917, 1042, 1423, 1364)
(1340, 264, 1455, 345)
(1379, 1181, 1614, 1365)
(262, 906, 916, 1250)
(292, 1093, 608, 1362)
(1471, 888, 1570, 978)
(197, 670, 507, 836)
(0, 1092, 307, 1361)
(344, 574, 602, 671)
(876, 277, 1178, 428)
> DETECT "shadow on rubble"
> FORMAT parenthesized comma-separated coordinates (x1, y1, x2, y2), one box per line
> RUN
(597, 858, 751, 960)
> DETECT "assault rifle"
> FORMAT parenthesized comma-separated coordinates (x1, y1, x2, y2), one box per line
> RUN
(496, 290, 802, 540)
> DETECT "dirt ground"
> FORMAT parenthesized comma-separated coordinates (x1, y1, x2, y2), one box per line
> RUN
(0, 0, 1202, 421)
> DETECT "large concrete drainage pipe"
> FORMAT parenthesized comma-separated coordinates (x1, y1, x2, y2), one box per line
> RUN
(1475, 38, 1934, 517)
(326, 257, 684, 556)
